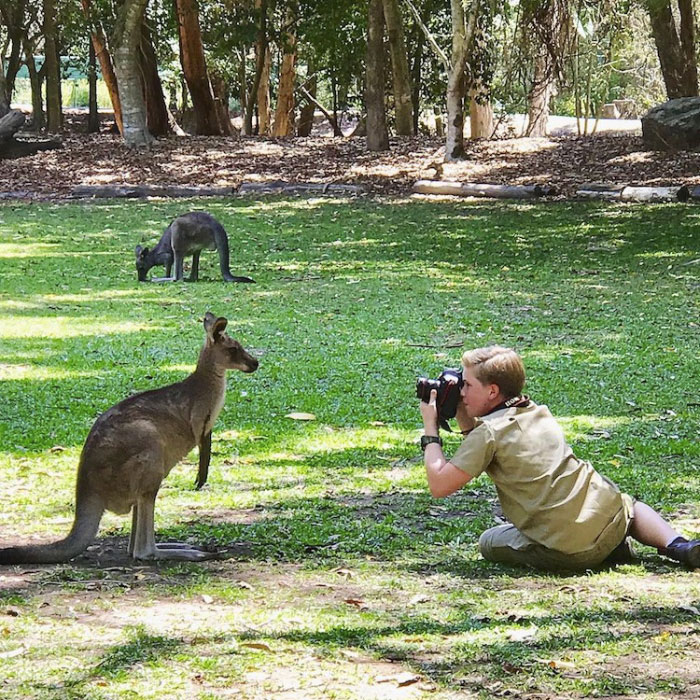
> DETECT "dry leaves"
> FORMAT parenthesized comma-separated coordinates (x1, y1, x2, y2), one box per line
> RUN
(5, 122, 700, 202)
(285, 412, 317, 421)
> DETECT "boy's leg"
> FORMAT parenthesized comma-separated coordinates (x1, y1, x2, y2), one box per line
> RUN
(629, 501, 680, 548)
(479, 524, 592, 571)
(631, 501, 700, 567)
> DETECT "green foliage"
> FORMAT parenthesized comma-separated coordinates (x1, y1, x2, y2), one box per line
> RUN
(0, 198, 698, 698)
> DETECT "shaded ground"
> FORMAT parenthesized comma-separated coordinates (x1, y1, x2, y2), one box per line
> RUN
(3, 112, 700, 200)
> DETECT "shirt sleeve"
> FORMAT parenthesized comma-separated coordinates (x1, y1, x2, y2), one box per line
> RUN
(448, 422, 495, 479)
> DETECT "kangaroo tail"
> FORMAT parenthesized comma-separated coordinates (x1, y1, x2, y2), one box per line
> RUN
(0, 492, 104, 565)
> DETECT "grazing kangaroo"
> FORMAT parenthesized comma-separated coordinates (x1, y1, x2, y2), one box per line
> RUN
(135, 211, 255, 283)
(0, 313, 258, 564)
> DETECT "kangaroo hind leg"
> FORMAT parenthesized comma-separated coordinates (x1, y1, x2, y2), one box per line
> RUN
(130, 493, 217, 561)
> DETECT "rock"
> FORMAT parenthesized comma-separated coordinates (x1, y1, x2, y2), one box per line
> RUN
(641, 97, 700, 150)
(601, 103, 620, 119)
(613, 99, 636, 119)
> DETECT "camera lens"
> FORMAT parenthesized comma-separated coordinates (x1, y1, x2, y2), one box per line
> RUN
(416, 377, 438, 402)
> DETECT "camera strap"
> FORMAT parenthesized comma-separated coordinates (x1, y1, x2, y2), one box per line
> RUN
(483, 395, 531, 417)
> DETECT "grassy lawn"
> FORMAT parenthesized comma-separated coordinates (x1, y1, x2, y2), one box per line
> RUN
(0, 196, 698, 699)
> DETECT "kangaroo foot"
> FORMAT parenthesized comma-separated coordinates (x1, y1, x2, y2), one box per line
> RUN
(134, 545, 219, 561)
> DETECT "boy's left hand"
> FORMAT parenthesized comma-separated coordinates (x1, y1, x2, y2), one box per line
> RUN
(420, 389, 439, 434)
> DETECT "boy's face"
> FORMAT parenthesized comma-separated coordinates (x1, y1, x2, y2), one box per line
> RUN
(461, 366, 502, 417)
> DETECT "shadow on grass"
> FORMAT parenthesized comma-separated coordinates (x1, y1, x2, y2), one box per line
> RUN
(24, 598, 694, 698)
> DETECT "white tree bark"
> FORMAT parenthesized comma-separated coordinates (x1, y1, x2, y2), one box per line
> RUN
(112, 0, 153, 147)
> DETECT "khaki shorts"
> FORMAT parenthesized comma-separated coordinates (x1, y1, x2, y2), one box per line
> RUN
(479, 493, 635, 572)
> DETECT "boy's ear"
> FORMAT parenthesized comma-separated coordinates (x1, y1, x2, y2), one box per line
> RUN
(488, 383, 502, 399)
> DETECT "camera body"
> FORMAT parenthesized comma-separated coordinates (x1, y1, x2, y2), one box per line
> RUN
(416, 367, 464, 423)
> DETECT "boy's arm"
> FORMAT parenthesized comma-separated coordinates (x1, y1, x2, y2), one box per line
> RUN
(455, 401, 476, 434)
(421, 389, 473, 498)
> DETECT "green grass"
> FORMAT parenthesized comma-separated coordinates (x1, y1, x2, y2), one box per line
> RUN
(0, 197, 698, 698)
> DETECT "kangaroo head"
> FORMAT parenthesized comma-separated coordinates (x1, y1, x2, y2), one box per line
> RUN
(203, 312, 259, 373)
(135, 245, 152, 282)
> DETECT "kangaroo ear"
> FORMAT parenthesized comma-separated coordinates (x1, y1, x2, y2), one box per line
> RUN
(203, 312, 228, 341)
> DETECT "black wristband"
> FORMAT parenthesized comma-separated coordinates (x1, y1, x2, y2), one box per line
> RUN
(421, 435, 443, 451)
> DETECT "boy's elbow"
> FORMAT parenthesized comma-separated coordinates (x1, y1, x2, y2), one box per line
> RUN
(429, 482, 449, 499)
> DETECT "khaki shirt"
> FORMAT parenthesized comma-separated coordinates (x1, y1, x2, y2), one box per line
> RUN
(449, 402, 625, 554)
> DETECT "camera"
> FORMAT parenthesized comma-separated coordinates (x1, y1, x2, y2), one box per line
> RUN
(416, 367, 464, 424)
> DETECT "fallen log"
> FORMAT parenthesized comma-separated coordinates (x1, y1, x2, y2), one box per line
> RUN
(1, 138, 62, 160)
(71, 182, 364, 199)
(70, 184, 237, 198)
(237, 182, 364, 195)
(0, 110, 62, 160)
(412, 180, 557, 198)
(576, 183, 689, 202)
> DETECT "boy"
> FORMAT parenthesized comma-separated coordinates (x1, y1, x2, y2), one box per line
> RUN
(419, 345, 699, 570)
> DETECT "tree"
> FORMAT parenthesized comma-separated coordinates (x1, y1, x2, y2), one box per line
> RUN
(0, 0, 25, 113)
(174, 0, 230, 135)
(272, 4, 298, 136)
(382, 0, 412, 134)
(112, 0, 152, 146)
(445, 0, 480, 159)
(521, 0, 568, 137)
(81, 0, 123, 134)
(43, 0, 62, 132)
(645, 0, 698, 98)
(139, 16, 169, 136)
(366, 0, 388, 150)
(244, 0, 268, 136)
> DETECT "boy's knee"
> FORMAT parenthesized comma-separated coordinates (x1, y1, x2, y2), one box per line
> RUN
(478, 526, 503, 561)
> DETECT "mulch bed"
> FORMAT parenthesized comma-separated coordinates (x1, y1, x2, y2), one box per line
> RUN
(3, 113, 700, 201)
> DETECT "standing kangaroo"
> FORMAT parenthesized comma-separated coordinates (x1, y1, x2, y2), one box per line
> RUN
(0, 313, 258, 564)
(135, 212, 255, 283)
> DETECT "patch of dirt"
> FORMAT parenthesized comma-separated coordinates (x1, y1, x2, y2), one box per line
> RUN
(3, 112, 700, 200)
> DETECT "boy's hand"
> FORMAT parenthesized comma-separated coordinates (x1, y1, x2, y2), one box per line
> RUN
(420, 389, 439, 434)
(455, 401, 476, 434)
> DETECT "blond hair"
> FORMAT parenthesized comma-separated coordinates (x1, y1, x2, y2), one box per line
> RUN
(461, 346, 525, 399)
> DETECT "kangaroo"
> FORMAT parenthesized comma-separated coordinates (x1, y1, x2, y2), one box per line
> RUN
(135, 211, 255, 283)
(0, 313, 258, 564)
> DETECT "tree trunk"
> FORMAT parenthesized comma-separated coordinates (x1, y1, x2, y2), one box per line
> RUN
(44, 0, 63, 132)
(244, 0, 268, 136)
(299, 86, 342, 136)
(526, 52, 555, 137)
(408, 12, 425, 135)
(382, 0, 413, 135)
(112, 0, 152, 146)
(174, 0, 228, 135)
(446, 0, 468, 160)
(272, 7, 297, 137)
(256, 45, 271, 134)
(255, 0, 271, 135)
(469, 84, 493, 138)
(139, 18, 170, 136)
(677, 0, 698, 96)
(1, 1, 24, 107)
(297, 59, 317, 137)
(25, 43, 46, 131)
(366, 0, 389, 151)
(647, 0, 698, 98)
(81, 0, 123, 135)
(87, 37, 100, 133)
(445, 0, 480, 160)
(0, 54, 10, 118)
